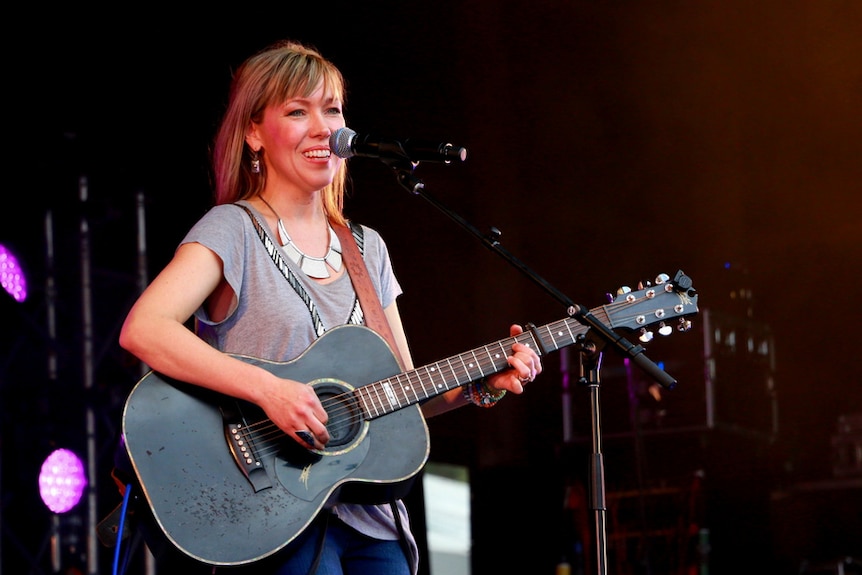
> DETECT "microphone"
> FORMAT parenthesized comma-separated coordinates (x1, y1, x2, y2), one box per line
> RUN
(330, 127, 467, 164)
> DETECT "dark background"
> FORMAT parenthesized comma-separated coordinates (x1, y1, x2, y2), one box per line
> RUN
(2, 2, 861, 574)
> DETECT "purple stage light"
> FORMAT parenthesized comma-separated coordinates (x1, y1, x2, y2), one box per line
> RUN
(39, 448, 88, 514)
(0, 243, 27, 302)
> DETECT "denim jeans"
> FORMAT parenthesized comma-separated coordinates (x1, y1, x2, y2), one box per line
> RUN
(128, 502, 411, 575)
(272, 514, 411, 575)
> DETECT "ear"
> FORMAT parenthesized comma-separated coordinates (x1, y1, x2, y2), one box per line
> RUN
(245, 123, 262, 153)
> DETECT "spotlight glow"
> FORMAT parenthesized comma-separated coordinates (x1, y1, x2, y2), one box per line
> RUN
(39, 449, 88, 514)
(0, 243, 27, 302)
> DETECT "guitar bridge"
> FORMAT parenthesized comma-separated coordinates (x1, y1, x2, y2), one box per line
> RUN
(221, 405, 273, 493)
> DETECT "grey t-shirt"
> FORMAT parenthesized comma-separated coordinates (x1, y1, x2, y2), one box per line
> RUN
(181, 201, 418, 571)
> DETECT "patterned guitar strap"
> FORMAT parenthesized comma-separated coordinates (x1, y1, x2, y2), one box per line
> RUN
(331, 223, 406, 370)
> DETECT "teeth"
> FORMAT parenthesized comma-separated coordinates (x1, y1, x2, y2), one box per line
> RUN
(304, 150, 331, 158)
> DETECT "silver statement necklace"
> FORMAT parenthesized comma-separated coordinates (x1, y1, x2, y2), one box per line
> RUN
(258, 196, 342, 279)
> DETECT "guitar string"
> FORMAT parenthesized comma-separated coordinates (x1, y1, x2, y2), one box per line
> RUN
(234, 296, 685, 453)
(244, 331, 532, 437)
(238, 342, 515, 448)
(234, 333, 532, 455)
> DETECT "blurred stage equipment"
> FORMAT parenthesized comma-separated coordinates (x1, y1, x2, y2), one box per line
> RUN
(557, 297, 779, 574)
(832, 413, 862, 479)
(771, 414, 862, 573)
(585, 306, 777, 441)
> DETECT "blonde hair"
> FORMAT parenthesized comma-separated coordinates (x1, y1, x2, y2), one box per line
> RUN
(212, 40, 348, 226)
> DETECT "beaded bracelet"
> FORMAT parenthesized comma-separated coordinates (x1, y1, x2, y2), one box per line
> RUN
(463, 378, 507, 408)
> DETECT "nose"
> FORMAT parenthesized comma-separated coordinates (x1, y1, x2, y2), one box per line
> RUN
(310, 111, 332, 139)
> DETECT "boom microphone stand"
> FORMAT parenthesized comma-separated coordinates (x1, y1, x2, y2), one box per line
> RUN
(379, 157, 685, 575)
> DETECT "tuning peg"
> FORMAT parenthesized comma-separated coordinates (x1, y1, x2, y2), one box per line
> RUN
(655, 273, 670, 284)
(677, 318, 693, 332)
(658, 322, 673, 336)
(639, 328, 654, 343)
(617, 286, 632, 296)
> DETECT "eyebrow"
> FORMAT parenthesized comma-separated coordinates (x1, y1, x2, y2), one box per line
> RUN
(284, 94, 341, 107)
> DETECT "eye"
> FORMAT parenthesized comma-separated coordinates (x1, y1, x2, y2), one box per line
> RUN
(287, 109, 306, 117)
(326, 106, 342, 116)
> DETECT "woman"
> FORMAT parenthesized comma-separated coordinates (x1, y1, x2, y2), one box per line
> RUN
(119, 39, 542, 575)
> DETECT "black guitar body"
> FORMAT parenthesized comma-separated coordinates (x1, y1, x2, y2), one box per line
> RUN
(123, 325, 429, 566)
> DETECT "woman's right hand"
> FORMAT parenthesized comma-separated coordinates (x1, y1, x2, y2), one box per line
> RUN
(257, 374, 331, 450)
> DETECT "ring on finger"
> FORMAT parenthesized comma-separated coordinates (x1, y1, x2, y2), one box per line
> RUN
(296, 430, 315, 447)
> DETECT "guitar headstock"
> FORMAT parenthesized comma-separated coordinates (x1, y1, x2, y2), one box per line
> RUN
(606, 270, 699, 341)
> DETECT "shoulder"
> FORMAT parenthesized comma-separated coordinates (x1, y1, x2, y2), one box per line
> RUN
(183, 203, 255, 249)
(191, 203, 255, 231)
(207, 202, 253, 223)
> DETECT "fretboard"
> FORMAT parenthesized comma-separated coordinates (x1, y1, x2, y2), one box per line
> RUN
(352, 312, 607, 419)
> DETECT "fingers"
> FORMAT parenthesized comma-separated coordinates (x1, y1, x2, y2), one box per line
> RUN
(294, 407, 330, 450)
(510, 324, 542, 383)
(293, 421, 329, 450)
(266, 379, 331, 450)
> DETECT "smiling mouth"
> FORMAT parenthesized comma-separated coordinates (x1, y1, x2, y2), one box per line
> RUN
(304, 150, 331, 159)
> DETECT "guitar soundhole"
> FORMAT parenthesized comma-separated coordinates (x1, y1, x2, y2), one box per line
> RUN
(315, 382, 364, 449)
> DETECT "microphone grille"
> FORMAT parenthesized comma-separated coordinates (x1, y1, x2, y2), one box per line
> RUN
(330, 127, 356, 159)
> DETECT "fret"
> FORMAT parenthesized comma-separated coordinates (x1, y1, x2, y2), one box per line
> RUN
(567, 319, 582, 346)
(434, 362, 451, 391)
(354, 386, 372, 418)
(541, 322, 558, 352)
(423, 365, 443, 395)
(457, 353, 476, 382)
(482, 345, 495, 373)
(414, 370, 431, 400)
(388, 373, 403, 406)
(368, 383, 386, 416)
(398, 372, 421, 403)
(486, 340, 507, 372)
(357, 385, 380, 418)
(443, 357, 462, 388)
(468, 349, 486, 379)
(411, 368, 426, 397)
(518, 332, 537, 353)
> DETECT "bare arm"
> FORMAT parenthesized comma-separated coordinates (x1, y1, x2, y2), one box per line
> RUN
(119, 242, 330, 447)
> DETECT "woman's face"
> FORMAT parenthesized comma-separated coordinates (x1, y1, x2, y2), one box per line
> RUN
(247, 80, 346, 195)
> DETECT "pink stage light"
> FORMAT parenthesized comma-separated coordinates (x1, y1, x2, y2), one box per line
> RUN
(39, 448, 88, 514)
(0, 243, 27, 302)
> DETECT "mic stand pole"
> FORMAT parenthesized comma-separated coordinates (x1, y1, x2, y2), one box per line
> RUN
(382, 160, 680, 575)
(578, 333, 608, 575)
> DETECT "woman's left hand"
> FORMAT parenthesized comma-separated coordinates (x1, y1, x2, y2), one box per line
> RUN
(485, 324, 543, 394)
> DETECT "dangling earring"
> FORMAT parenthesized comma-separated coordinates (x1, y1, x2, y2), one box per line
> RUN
(251, 150, 261, 174)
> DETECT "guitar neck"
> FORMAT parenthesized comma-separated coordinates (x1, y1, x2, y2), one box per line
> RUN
(355, 312, 599, 419)
(353, 271, 699, 420)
